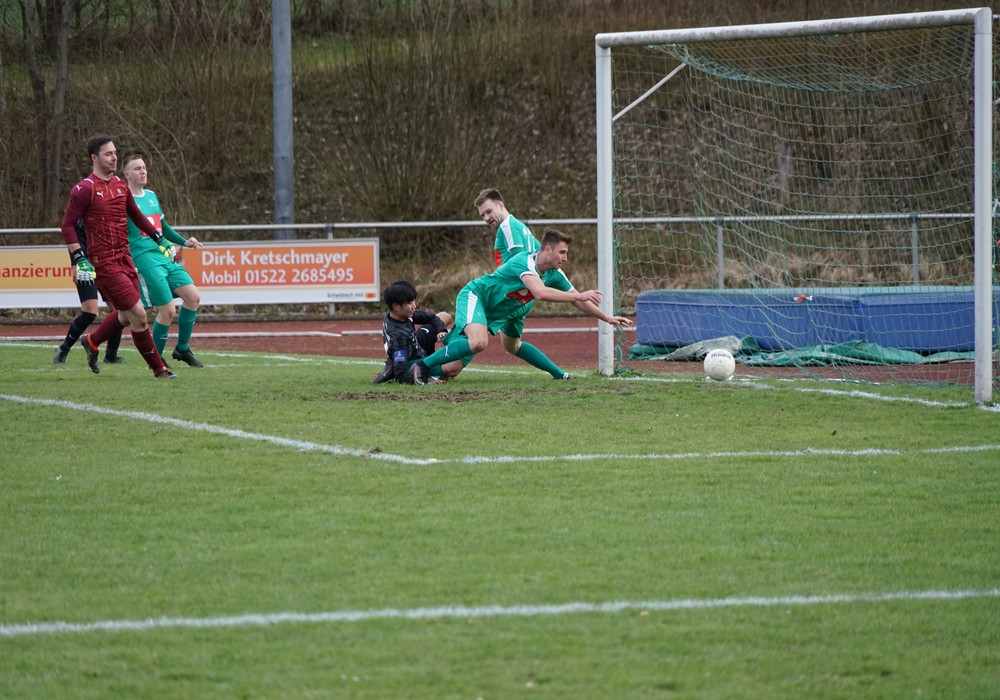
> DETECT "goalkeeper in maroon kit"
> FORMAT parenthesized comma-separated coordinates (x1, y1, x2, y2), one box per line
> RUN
(60, 135, 177, 379)
(372, 280, 451, 385)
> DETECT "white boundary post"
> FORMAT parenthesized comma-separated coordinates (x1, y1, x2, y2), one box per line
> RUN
(595, 42, 615, 376)
(595, 9, 993, 401)
(972, 7, 994, 404)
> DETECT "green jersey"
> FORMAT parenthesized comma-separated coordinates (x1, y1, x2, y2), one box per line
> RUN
(127, 188, 187, 263)
(465, 250, 572, 332)
(493, 214, 540, 267)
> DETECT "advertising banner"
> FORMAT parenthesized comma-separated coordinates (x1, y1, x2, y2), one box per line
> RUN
(0, 239, 380, 308)
(181, 239, 380, 304)
(0, 247, 80, 309)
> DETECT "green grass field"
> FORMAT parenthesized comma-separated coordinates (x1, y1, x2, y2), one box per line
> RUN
(1, 341, 998, 698)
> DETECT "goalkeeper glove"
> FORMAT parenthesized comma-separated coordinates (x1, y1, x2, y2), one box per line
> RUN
(151, 233, 172, 259)
(69, 249, 96, 285)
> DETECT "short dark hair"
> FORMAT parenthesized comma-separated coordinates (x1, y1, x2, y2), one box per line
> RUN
(383, 279, 418, 309)
(541, 229, 572, 249)
(86, 135, 113, 158)
(474, 187, 503, 208)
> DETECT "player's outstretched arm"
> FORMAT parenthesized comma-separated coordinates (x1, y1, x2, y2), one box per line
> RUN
(570, 297, 634, 327)
(161, 220, 203, 249)
(522, 275, 603, 305)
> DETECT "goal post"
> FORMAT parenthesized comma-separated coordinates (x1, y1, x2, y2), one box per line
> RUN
(595, 9, 996, 403)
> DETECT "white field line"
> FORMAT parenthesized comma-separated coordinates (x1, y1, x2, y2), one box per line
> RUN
(1, 342, 536, 374)
(2, 588, 997, 638)
(2, 340, 992, 400)
(0, 331, 346, 341)
(0, 340, 993, 408)
(3, 339, 988, 397)
(0, 324, 596, 343)
(768, 384, 971, 408)
(613, 374, 976, 409)
(1, 343, 529, 375)
(3, 393, 1000, 466)
(0, 393, 424, 465)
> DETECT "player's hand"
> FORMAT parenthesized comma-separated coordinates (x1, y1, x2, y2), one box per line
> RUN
(577, 289, 603, 305)
(69, 249, 96, 286)
(608, 315, 633, 327)
(151, 233, 172, 259)
(185, 237, 204, 249)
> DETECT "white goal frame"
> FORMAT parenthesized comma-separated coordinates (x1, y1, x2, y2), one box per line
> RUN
(595, 8, 995, 403)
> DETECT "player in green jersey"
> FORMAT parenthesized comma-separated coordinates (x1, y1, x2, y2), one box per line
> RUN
(471, 187, 567, 379)
(414, 229, 632, 382)
(475, 187, 541, 267)
(122, 155, 205, 367)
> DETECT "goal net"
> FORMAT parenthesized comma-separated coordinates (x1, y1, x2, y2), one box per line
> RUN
(595, 9, 997, 402)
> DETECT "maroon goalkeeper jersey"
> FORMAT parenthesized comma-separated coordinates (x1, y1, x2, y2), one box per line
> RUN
(60, 174, 159, 265)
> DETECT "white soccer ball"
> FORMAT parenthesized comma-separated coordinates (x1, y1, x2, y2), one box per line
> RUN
(703, 348, 735, 382)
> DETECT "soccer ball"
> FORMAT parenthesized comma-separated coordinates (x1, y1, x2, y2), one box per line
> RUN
(703, 348, 735, 382)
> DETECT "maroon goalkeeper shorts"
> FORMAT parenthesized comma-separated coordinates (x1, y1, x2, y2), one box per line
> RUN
(95, 255, 141, 312)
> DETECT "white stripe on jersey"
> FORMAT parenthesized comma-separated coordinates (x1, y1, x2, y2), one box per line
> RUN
(520, 252, 540, 281)
(498, 218, 516, 253)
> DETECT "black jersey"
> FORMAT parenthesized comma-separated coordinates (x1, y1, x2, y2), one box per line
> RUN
(374, 309, 447, 384)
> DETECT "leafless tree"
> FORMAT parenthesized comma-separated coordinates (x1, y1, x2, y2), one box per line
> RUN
(0, 42, 7, 123)
(20, 0, 78, 218)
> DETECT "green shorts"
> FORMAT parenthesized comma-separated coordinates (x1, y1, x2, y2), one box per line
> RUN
(135, 250, 194, 308)
(444, 288, 534, 364)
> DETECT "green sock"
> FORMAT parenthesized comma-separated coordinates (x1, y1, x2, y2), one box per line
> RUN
(422, 337, 472, 373)
(176, 306, 197, 351)
(152, 321, 170, 357)
(515, 341, 564, 378)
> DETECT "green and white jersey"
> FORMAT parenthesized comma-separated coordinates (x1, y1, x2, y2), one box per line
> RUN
(127, 189, 167, 258)
(127, 189, 187, 266)
(466, 250, 572, 330)
(494, 214, 541, 267)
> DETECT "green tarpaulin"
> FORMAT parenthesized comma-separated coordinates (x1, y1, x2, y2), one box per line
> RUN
(628, 337, 976, 367)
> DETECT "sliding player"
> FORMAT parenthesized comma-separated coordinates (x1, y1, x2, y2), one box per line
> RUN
(414, 229, 632, 382)
(372, 279, 451, 385)
(473, 188, 568, 379)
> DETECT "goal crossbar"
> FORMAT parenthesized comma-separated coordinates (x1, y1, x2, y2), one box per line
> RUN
(595, 8, 995, 403)
(595, 9, 987, 47)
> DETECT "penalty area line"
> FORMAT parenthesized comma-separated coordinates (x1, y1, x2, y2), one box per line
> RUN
(444, 443, 1000, 464)
(614, 374, 973, 409)
(2, 588, 997, 637)
(0, 393, 426, 466)
(4, 393, 999, 467)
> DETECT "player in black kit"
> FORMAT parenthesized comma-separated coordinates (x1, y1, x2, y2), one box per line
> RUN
(372, 280, 451, 385)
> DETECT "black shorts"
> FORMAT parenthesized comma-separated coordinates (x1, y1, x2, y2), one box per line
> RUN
(416, 325, 437, 357)
(76, 278, 100, 303)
